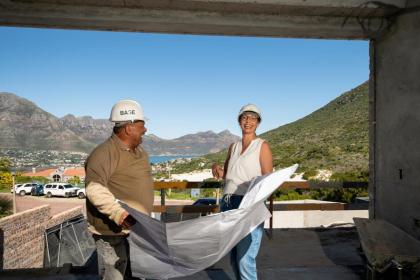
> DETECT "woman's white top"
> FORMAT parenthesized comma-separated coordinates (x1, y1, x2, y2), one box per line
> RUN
(224, 138, 264, 195)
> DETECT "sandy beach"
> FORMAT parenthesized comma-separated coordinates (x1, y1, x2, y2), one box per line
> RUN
(170, 169, 213, 181)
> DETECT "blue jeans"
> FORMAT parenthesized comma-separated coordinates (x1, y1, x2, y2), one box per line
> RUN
(221, 195, 263, 280)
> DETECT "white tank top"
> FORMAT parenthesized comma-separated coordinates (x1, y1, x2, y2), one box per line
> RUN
(224, 138, 264, 195)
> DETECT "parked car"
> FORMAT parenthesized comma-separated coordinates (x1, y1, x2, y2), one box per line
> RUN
(192, 198, 221, 217)
(31, 184, 44, 196)
(15, 183, 39, 196)
(43, 183, 80, 198)
(10, 184, 22, 193)
(77, 188, 86, 199)
(192, 198, 220, 206)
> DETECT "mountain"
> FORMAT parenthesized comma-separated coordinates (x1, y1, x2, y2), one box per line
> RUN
(202, 82, 369, 176)
(0, 93, 239, 155)
(60, 114, 112, 145)
(0, 93, 95, 152)
(142, 130, 240, 155)
(262, 82, 369, 174)
(59, 115, 239, 155)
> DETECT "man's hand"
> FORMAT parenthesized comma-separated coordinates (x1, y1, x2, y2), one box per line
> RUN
(211, 163, 224, 179)
(119, 211, 137, 229)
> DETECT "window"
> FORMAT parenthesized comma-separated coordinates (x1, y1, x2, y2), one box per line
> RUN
(64, 185, 73, 189)
(53, 174, 61, 182)
(59, 186, 64, 190)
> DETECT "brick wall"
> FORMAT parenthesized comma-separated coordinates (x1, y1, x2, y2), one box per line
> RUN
(0, 205, 84, 270)
(45, 206, 84, 230)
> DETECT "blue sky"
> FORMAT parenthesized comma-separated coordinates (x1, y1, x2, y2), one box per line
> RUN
(0, 27, 369, 139)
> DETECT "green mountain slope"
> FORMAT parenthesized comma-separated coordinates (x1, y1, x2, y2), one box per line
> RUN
(262, 82, 368, 175)
(170, 82, 369, 179)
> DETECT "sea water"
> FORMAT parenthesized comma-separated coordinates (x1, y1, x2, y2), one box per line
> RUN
(149, 155, 196, 164)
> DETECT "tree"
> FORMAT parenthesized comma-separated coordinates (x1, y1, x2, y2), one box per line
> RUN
(0, 158, 11, 172)
(68, 176, 81, 186)
(15, 175, 50, 184)
(0, 171, 13, 190)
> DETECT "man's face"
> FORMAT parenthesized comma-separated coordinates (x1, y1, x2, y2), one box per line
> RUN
(128, 120, 147, 146)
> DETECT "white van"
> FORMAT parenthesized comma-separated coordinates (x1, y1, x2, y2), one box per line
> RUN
(43, 183, 79, 198)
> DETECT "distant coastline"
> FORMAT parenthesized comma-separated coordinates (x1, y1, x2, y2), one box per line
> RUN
(149, 155, 198, 164)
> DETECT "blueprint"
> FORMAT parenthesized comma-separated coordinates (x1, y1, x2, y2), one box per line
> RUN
(121, 164, 298, 279)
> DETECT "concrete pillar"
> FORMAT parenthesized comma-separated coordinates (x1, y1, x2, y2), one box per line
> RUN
(371, 5, 420, 239)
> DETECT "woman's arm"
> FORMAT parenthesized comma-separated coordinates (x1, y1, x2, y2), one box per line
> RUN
(260, 141, 273, 175)
(212, 143, 234, 179)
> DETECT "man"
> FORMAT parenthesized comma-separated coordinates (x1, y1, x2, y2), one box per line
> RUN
(85, 100, 154, 280)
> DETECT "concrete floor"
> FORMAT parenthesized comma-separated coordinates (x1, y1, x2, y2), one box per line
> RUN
(0, 227, 365, 279)
(174, 227, 364, 280)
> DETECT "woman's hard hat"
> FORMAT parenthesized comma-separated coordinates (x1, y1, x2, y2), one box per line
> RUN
(109, 100, 146, 124)
(238, 103, 262, 121)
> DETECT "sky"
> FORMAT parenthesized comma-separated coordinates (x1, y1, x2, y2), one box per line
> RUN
(0, 27, 369, 139)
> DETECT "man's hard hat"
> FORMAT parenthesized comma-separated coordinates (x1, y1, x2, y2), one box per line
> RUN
(238, 103, 262, 121)
(109, 100, 146, 123)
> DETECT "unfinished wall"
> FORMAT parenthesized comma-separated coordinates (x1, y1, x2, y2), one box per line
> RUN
(372, 6, 420, 239)
(0, 205, 84, 269)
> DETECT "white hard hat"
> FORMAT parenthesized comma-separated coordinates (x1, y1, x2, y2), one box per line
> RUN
(109, 100, 146, 123)
(238, 103, 262, 121)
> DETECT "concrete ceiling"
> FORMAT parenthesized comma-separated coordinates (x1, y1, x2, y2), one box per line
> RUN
(0, 0, 408, 39)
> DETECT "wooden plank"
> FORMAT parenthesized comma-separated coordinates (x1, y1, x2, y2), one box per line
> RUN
(153, 180, 309, 190)
(273, 203, 345, 211)
(153, 202, 344, 213)
(279, 181, 310, 190)
(153, 205, 219, 214)
(153, 181, 221, 189)
(153, 180, 367, 190)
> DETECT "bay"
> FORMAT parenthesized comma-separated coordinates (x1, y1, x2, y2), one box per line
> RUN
(149, 155, 196, 164)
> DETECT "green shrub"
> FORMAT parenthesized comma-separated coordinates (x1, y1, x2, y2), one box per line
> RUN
(0, 196, 12, 218)
(0, 171, 13, 190)
(274, 187, 367, 203)
(67, 176, 81, 186)
(330, 170, 369, 182)
(302, 170, 318, 180)
(16, 175, 51, 184)
(309, 187, 368, 203)
(275, 190, 312, 201)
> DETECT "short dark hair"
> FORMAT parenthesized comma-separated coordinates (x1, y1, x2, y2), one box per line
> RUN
(113, 124, 125, 135)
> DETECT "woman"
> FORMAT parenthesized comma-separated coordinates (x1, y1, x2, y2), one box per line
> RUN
(212, 103, 273, 280)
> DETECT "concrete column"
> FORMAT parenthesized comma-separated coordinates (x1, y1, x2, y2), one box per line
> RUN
(372, 5, 420, 239)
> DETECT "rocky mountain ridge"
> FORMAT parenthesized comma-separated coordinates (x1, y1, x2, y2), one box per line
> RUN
(0, 92, 240, 155)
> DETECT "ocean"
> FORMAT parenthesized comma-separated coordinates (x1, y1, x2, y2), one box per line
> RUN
(149, 155, 196, 164)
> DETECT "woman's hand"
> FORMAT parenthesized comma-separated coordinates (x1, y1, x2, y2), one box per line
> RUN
(212, 163, 224, 179)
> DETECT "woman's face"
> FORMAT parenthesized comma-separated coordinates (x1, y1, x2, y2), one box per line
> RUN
(239, 112, 260, 134)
